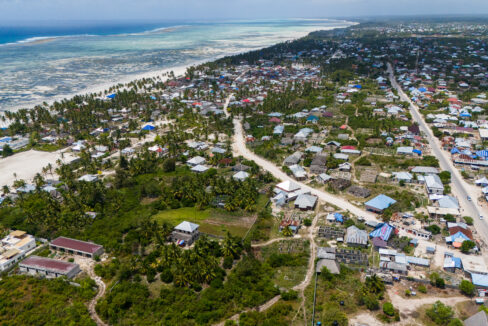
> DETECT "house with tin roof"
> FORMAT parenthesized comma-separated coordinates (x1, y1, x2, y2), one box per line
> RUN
(365, 194, 397, 213)
(345, 226, 368, 247)
(171, 221, 200, 246)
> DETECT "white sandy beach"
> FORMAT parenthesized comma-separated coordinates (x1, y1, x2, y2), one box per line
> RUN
(0, 149, 78, 188)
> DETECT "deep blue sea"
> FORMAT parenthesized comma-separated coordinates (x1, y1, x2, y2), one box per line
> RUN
(0, 19, 353, 111)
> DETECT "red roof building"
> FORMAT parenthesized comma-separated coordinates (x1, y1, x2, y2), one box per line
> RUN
(20, 256, 80, 278)
(50, 237, 104, 258)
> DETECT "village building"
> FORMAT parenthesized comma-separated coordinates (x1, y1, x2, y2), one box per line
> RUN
(283, 151, 302, 166)
(233, 171, 249, 181)
(464, 311, 488, 326)
(0, 230, 36, 271)
(50, 237, 104, 259)
(425, 174, 444, 195)
(19, 256, 80, 279)
(186, 156, 206, 167)
(365, 194, 397, 213)
(309, 154, 327, 174)
(316, 258, 340, 274)
(294, 194, 317, 210)
(289, 164, 307, 180)
(170, 221, 200, 246)
(347, 186, 371, 198)
(345, 226, 368, 247)
(191, 165, 209, 173)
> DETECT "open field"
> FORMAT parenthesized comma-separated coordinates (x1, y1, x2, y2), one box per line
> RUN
(152, 206, 256, 237)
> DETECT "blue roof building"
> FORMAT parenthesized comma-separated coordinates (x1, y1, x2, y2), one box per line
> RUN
(334, 213, 344, 223)
(446, 231, 471, 243)
(273, 125, 284, 135)
(369, 223, 395, 241)
(141, 124, 155, 131)
(472, 273, 488, 288)
(307, 115, 319, 122)
(364, 194, 396, 213)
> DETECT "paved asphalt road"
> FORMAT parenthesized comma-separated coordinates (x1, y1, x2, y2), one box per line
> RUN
(388, 63, 488, 245)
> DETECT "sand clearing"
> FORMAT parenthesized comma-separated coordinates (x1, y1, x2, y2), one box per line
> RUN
(0, 149, 77, 187)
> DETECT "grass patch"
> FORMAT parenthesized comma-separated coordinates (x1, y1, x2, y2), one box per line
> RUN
(34, 143, 64, 152)
(152, 206, 254, 238)
(152, 207, 211, 226)
(305, 266, 364, 324)
(259, 239, 310, 289)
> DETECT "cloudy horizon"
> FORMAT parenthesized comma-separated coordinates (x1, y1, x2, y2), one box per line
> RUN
(1, 0, 488, 23)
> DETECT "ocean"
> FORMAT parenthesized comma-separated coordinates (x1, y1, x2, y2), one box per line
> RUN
(0, 19, 353, 111)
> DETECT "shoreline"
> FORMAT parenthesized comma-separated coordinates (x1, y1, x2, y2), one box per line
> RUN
(0, 23, 355, 115)
(0, 23, 354, 187)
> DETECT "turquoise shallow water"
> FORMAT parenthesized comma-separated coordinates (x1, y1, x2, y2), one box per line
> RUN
(0, 19, 353, 111)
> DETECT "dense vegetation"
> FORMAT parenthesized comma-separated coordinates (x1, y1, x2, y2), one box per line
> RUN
(0, 276, 96, 325)
(97, 255, 279, 325)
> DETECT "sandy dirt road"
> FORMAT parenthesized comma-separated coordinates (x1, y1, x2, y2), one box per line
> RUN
(232, 117, 379, 222)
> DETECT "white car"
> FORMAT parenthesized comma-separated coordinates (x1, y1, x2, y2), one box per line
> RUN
(480, 215, 484, 220)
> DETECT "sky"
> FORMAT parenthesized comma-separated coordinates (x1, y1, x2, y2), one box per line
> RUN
(1, 0, 488, 23)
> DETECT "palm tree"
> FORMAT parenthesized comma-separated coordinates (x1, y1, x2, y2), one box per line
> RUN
(365, 274, 385, 294)
(222, 232, 238, 258)
(282, 226, 293, 237)
(33, 173, 45, 191)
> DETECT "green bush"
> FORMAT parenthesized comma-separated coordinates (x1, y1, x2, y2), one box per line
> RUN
(223, 256, 234, 269)
(459, 280, 475, 296)
(461, 240, 476, 253)
(430, 273, 445, 289)
(281, 290, 298, 301)
(364, 293, 379, 310)
(162, 158, 176, 172)
(426, 301, 454, 325)
(160, 269, 173, 283)
(436, 277, 445, 289)
(383, 302, 395, 316)
(418, 285, 427, 293)
(448, 319, 463, 326)
(425, 224, 440, 234)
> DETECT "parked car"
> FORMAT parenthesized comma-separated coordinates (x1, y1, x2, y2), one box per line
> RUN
(467, 196, 472, 201)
